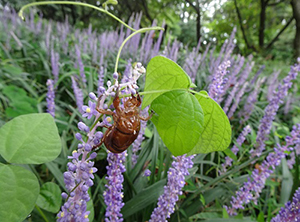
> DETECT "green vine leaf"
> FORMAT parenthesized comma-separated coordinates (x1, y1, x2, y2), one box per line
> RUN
(142, 56, 192, 109)
(188, 91, 231, 154)
(0, 113, 61, 164)
(151, 90, 204, 156)
(0, 163, 40, 222)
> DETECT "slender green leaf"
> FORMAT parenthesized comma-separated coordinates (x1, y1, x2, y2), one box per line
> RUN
(122, 179, 166, 218)
(280, 158, 293, 204)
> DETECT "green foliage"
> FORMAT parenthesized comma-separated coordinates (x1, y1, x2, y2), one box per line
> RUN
(144, 56, 231, 156)
(189, 90, 231, 154)
(0, 113, 61, 164)
(2, 85, 38, 118)
(142, 56, 192, 109)
(0, 163, 40, 222)
(36, 182, 62, 213)
(151, 90, 204, 156)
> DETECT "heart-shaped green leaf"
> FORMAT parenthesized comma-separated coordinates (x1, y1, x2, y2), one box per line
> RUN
(0, 113, 61, 164)
(188, 91, 231, 154)
(36, 182, 62, 213)
(142, 56, 192, 109)
(0, 163, 40, 222)
(151, 90, 204, 156)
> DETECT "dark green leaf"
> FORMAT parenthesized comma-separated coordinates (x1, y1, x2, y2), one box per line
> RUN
(0, 163, 40, 222)
(151, 90, 204, 156)
(36, 182, 62, 213)
(0, 113, 61, 164)
(122, 179, 166, 218)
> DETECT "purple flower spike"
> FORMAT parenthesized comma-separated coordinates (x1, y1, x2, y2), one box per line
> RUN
(82, 101, 98, 119)
(208, 60, 231, 102)
(225, 124, 300, 216)
(149, 154, 195, 222)
(271, 187, 300, 222)
(46, 79, 55, 117)
(104, 152, 126, 222)
(75, 44, 87, 86)
(250, 61, 300, 158)
(71, 76, 84, 114)
(220, 125, 251, 175)
(57, 144, 97, 221)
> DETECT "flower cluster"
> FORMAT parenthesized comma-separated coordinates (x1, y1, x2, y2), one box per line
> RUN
(225, 124, 300, 215)
(219, 125, 251, 175)
(239, 77, 265, 123)
(208, 60, 231, 102)
(271, 187, 300, 222)
(149, 154, 195, 222)
(46, 79, 55, 117)
(57, 121, 99, 222)
(51, 48, 60, 85)
(103, 152, 126, 222)
(250, 61, 300, 158)
(71, 76, 84, 114)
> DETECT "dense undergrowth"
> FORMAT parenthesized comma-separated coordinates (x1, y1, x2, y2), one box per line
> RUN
(1, 6, 300, 222)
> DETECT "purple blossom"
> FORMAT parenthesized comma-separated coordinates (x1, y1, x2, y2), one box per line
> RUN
(223, 55, 245, 93)
(225, 124, 300, 216)
(75, 44, 87, 86)
(220, 125, 251, 175)
(287, 144, 300, 169)
(104, 152, 126, 222)
(46, 79, 55, 117)
(144, 169, 151, 177)
(82, 101, 98, 119)
(51, 48, 60, 85)
(208, 60, 231, 102)
(57, 125, 98, 222)
(227, 81, 249, 118)
(97, 66, 105, 96)
(267, 70, 280, 101)
(239, 77, 265, 123)
(149, 154, 195, 222)
(71, 76, 84, 114)
(223, 83, 240, 114)
(271, 186, 300, 222)
(250, 61, 300, 158)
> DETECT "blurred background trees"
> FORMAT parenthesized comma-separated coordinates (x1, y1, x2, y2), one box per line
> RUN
(1, 0, 298, 61)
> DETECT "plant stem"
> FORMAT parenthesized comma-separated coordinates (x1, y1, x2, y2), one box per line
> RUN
(35, 205, 49, 222)
(18, 1, 136, 32)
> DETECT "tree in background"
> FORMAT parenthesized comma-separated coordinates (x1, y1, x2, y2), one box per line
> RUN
(291, 0, 300, 58)
(1, 0, 299, 60)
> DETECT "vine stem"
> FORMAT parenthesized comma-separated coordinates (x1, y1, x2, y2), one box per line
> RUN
(114, 26, 164, 73)
(18, 1, 136, 32)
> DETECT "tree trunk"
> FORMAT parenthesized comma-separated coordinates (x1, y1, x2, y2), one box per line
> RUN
(196, 0, 201, 42)
(291, 0, 300, 58)
(259, 0, 267, 49)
